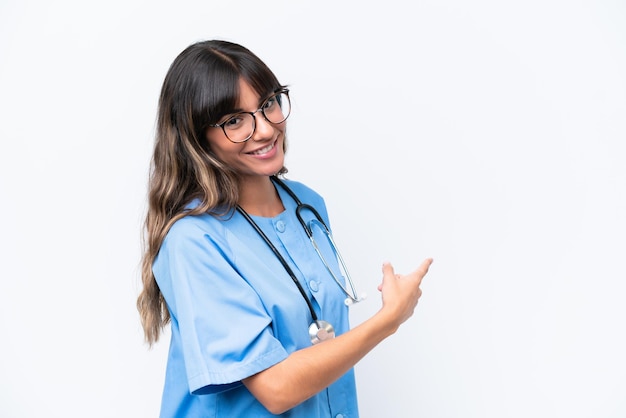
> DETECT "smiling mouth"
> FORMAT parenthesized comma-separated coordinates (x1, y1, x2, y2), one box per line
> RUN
(248, 140, 276, 156)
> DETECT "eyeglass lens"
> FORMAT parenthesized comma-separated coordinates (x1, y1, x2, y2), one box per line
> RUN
(223, 91, 291, 142)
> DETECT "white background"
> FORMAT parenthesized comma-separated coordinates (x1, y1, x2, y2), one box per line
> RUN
(1, 1, 625, 417)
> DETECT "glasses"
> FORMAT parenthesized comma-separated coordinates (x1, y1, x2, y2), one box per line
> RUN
(209, 89, 291, 143)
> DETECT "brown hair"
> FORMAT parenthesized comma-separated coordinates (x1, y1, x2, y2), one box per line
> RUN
(137, 40, 287, 345)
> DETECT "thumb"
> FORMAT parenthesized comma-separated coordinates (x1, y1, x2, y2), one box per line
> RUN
(378, 261, 396, 291)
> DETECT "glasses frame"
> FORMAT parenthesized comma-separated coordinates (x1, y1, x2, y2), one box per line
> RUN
(209, 88, 291, 143)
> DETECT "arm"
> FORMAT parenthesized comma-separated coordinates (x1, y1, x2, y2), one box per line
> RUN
(243, 257, 433, 414)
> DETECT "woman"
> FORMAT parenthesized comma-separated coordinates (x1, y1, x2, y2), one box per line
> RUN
(137, 39, 433, 417)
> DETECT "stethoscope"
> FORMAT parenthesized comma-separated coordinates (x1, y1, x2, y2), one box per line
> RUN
(236, 176, 366, 344)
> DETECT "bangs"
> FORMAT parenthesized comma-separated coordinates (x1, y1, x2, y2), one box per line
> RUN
(183, 40, 284, 137)
(211, 66, 283, 122)
(240, 60, 283, 102)
(196, 60, 240, 126)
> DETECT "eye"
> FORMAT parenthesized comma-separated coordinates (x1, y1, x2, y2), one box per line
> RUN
(263, 96, 277, 111)
(223, 114, 246, 129)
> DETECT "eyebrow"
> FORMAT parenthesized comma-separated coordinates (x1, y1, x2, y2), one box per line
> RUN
(225, 91, 274, 115)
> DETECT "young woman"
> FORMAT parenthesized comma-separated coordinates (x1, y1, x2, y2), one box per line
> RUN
(137, 39, 433, 417)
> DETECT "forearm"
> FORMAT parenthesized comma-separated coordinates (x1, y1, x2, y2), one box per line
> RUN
(243, 258, 432, 414)
(243, 309, 397, 414)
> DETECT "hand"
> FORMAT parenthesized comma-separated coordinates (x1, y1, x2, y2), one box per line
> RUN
(377, 258, 433, 329)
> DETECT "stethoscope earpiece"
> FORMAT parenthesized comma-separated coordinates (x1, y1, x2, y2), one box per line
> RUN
(344, 293, 367, 306)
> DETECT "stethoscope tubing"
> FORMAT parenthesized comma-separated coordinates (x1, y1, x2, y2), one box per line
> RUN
(236, 176, 365, 330)
(272, 176, 363, 305)
(305, 219, 360, 305)
(235, 205, 320, 322)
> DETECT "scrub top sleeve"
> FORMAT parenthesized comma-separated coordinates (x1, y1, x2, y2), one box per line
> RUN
(153, 218, 289, 393)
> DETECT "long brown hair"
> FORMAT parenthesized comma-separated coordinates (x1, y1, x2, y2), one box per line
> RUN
(137, 40, 287, 345)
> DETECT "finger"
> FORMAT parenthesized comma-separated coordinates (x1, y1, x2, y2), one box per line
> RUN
(381, 261, 395, 277)
(412, 258, 434, 283)
(379, 262, 396, 291)
(420, 257, 434, 274)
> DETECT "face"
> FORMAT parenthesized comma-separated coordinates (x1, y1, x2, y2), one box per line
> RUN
(205, 79, 286, 179)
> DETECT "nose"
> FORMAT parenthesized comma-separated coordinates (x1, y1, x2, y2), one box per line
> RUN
(250, 111, 275, 141)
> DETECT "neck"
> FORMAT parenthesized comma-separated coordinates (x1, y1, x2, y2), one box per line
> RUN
(238, 176, 284, 217)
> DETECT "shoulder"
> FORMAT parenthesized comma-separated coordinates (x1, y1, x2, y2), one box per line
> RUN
(154, 211, 240, 285)
(279, 178, 325, 205)
(163, 210, 233, 251)
(278, 177, 333, 224)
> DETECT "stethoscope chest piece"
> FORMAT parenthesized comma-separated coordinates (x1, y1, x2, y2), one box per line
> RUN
(309, 320, 335, 345)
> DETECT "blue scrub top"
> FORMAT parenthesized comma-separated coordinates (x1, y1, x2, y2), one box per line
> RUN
(153, 179, 359, 417)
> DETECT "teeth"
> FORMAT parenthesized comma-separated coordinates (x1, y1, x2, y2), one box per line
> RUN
(251, 142, 274, 155)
